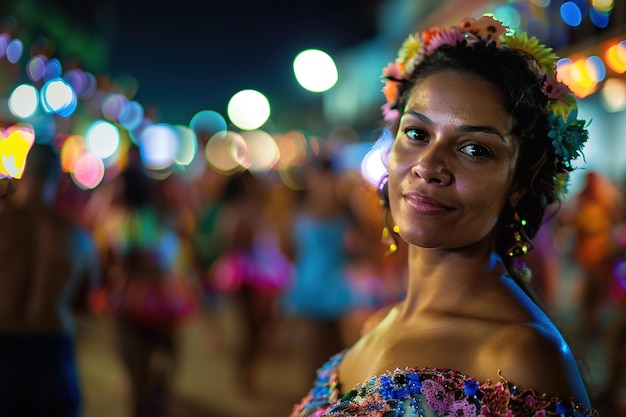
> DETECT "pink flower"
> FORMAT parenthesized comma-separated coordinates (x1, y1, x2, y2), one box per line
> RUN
(382, 62, 402, 80)
(425, 29, 466, 54)
(542, 72, 573, 105)
(422, 379, 478, 415)
(381, 102, 400, 123)
(311, 407, 330, 417)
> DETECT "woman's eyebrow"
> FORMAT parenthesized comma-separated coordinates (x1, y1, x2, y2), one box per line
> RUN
(404, 110, 433, 125)
(405, 110, 511, 148)
(459, 125, 508, 145)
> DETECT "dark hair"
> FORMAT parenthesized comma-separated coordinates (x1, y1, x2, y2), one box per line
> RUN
(383, 40, 559, 264)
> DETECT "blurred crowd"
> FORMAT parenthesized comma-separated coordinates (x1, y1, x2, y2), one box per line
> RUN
(3, 137, 626, 416)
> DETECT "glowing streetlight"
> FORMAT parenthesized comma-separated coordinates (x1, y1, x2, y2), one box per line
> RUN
(293, 49, 338, 93)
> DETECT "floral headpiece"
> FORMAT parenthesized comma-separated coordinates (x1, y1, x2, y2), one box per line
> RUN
(380, 15, 589, 198)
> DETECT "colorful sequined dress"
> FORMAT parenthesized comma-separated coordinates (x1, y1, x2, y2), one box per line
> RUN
(289, 350, 598, 417)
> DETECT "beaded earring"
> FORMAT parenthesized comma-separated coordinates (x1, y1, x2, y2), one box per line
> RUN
(505, 212, 533, 257)
(381, 223, 400, 254)
(506, 212, 533, 282)
(380, 198, 400, 255)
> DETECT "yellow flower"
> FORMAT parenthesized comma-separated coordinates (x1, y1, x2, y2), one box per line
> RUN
(549, 96, 577, 120)
(555, 173, 569, 197)
(505, 32, 559, 73)
(396, 33, 423, 70)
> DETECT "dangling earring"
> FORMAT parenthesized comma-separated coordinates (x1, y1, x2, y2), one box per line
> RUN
(505, 212, 533, 257)
(505, 212, 533, 282)
(381, 224, 400, 254)
(381, 199, 400, 255)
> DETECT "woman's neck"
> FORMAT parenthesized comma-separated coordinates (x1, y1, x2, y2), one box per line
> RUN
(398, 245, 508, 318)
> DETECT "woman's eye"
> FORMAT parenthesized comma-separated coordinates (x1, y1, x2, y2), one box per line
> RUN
(404, 128, 427, 142)
(460, 143, 491, 159)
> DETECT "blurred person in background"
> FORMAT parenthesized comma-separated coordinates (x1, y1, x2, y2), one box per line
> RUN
(0, 143, 101, 417)
(191, 168, 229, 309)
(289, 15, 597, 417)
(90, 149, 198, 417)
(591, 177, 626, 414)
(206, 170, 292, 395)
(279, 146, 361, 386)
(562, 171, 624, 335)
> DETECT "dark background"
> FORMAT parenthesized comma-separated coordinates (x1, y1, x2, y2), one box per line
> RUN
(1, 0, 381, 129)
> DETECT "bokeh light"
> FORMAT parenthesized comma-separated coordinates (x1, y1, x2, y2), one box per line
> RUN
(189, 110, 227, 141)
(60, 135, 88, 173)
(599, 77, 626, 112)
(71, 151, 105, 189)
(138, 123, 179, 170)
(173, 125, 197, 166)
(0, 124, 35, 179)
(361, 147, 388, 187)
(560, 2, 583, 27)
(592, 0, 614, 13)
(64, 68, 97, 100)
(569, 57, 599, 97)
(27, 55, 47, 82)
(585, 56, 606, 82)
(85, 120, 120, 160)
(0, 34, 9, 59)
(605, 41, 626, 73)
(101, 93, 128, 122)
(239, 130, 280, 172)
(494, 5, 522, 29)
(293, 49, 339, 93)
(118, 100, 145, 131)
(40, 78, 77, 117)
(557, 57, 600, 98)
(44, 58, 63, 82)
(227, 90, 270, 131)
(590, 6, 610, 28)
(6, 38, 23, 63)
(274, 130, 308, 169)
(204, 130, 246, 173)
(9, 84, 39, 119)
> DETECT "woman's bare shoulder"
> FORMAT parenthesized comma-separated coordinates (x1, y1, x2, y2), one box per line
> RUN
(360, 303, 398, 336)
(482, 321, 591, 407)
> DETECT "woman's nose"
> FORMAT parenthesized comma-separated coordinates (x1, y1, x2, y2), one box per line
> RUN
(410, 145, 452, 185)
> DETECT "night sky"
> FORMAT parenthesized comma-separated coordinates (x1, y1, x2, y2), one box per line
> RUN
(5, 0, 381, 129)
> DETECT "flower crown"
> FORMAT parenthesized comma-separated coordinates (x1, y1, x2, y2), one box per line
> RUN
(380, 15, 589, 197)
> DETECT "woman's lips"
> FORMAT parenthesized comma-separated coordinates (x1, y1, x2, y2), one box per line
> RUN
(404, 193, 454, 214)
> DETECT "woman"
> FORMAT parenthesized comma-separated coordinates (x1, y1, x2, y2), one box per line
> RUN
(280, 150, 359, 383)
(208, 170, 291, 394)
(564, 171, 623, 334)
(289, 16, 597, 416)
(92, 153, 197, 417)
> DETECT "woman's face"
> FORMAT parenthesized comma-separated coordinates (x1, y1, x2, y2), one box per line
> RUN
(387, 70, 521, 251)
